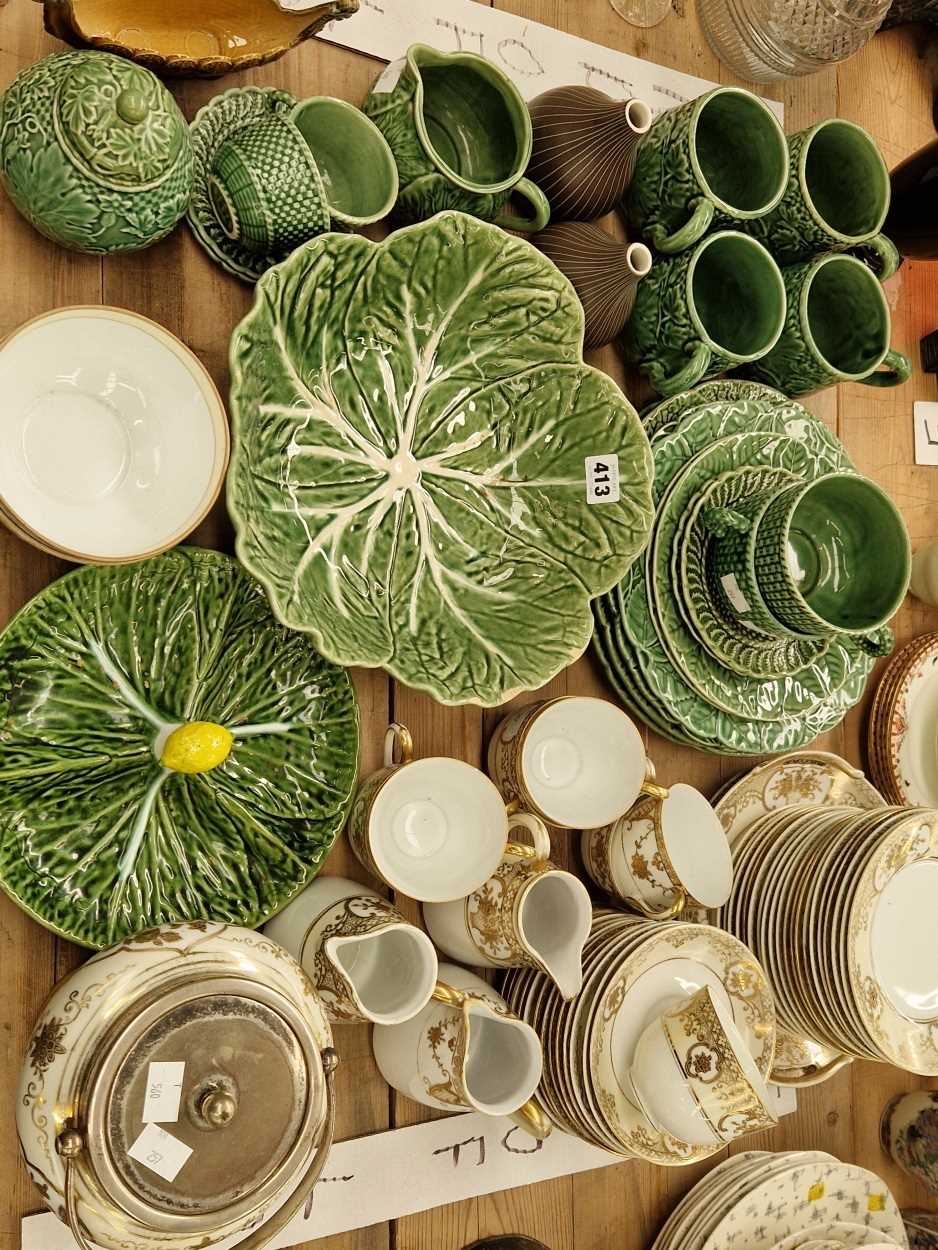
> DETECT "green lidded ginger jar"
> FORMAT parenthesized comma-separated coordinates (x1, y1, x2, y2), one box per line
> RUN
(0, 50, 193, 254)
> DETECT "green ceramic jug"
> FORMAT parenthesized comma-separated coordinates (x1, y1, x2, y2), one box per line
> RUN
(0, 50, 193, 254)
(361, 44, 550, 231)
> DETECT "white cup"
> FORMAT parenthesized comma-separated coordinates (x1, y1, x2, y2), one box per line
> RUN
(488, 696, 660, 829)
(372, 961, 549, 1137)
(264, 876, 438, 1025)
(630, 985, 776, 1147)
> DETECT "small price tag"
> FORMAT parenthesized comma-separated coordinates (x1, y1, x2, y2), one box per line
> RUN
(142, 1061, 185, 1123)
(720, 572, 750, 614)
(767, 1082, 798, 1117)
(585, 455, 620, 505)
(127, 1123, 193, 1183)
(914, 401, 938, 467)
(372, 58, 405, 94)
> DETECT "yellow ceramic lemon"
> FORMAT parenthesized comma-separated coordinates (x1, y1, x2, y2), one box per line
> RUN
(161, 721, 233, 774)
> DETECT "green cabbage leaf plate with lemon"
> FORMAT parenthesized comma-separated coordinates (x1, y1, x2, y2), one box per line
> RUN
(0, 548, 359, 947)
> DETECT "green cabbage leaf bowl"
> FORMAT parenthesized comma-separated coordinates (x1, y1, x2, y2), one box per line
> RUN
(228, 211, 654, 706)
(0, 548, 359, 947)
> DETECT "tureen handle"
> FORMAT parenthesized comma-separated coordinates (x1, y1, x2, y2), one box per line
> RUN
(56, 1048, 340, 1250)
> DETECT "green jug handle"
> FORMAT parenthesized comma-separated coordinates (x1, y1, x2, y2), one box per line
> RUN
(648, 197, 715, 254)
(862, 348, 913, 388)
(856, 625, 895, 656)
(850, 232, 901, 282)
(651, 341, 712, 398)
(495, 178, 551, 233)
(702, 506, 752, 537)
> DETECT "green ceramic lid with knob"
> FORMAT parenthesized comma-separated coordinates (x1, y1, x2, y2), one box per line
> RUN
(0, 50, 193, 253)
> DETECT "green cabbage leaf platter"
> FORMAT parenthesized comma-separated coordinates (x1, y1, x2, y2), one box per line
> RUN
(0, 548, 359, 948)
(228, 211, 654, 706)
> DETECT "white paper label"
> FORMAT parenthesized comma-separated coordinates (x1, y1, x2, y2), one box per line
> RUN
(142, 1062, 186, 1123)
(914, 401, 938, 466)
(372, 57, 405, 94)
(585, 455, 620, 505)
(127, 1124, 193, 1183)
(767, 1082, 798, 1117)
(720, 572, 751, 614)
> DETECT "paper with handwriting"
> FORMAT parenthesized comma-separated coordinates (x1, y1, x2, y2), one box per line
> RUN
(316, 0, 783, 119)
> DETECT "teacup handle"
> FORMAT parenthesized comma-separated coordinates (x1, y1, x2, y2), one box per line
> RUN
(639, 778, 669, 801)
(504, 810, 552, 861)
(849, 232, 901, 282)
(495, 177, 551, 233)
(861, 348, 912, 388)
(702, 506, 752, 537)
(622, 888, 686, 920)
(647, 196, 715, 254)
(383, 722, 414, 768)
(508, 1097, 553, 1139)
(650, 341, 712, 398)
(857, 624, 895, 656)
(770, 1052, 853, 1086)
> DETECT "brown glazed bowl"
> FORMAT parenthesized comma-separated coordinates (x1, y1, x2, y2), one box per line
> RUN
(38, 0, 359, 77)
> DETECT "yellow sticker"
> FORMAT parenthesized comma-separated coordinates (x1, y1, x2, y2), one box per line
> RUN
(869, 1194, 886, 1212)
(807, 1182, 825, 1202)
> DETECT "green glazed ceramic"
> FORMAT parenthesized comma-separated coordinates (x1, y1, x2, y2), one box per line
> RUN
(0, 548, 360, 948)
(745, 253, 913, 394)
(623, 230, 786, 397)
(676, 467, 831, 679)
(189, 87, 398, 282)
(752, 473, 911, 635)
(228, 211, 654, 707)
(627, 87, 789, 254)
(361, 44, 550, 231)
(641, 378, 788, 439)
(0, 50, 192, 254)
(742, 119, 900, 280)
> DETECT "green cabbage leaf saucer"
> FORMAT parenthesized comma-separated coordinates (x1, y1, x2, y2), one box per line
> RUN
(0, 548, 359, 948)
(228, 211, 654, 706)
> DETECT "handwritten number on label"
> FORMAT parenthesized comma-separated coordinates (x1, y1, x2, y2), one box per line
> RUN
(501, 1126, 544, 1155)
(433, 1135, 486, 1167)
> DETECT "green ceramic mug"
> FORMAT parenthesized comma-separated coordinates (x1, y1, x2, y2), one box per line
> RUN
(362, 44, 550, 231)
(743, 119, 900, 280)
(210, 96, 398, 255)
(745, 253, 912, 395)
(623, 231, 786, 398)
(627, 86, 789, 254)
(710, 473, 910, 642)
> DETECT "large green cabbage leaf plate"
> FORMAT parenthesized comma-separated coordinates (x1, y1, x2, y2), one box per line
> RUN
(228, 211, 654, 706)
(0, 548, 359, 947)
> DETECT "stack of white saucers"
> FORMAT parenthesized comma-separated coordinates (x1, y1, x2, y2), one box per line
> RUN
(652, 1151, 906, 1250)
(501, 910, 776, 1165)
(715, 804, 938, 1074)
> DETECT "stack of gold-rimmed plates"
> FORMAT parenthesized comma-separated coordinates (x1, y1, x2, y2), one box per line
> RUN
(501, 910, 776, 1164)
(867, 634, 938, 806)
(715, 803, 938, 1074)
(651, 1150, 907, 1250)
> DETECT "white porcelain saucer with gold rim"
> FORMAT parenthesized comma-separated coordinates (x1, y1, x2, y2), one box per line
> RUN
(0, 307, 228, 563)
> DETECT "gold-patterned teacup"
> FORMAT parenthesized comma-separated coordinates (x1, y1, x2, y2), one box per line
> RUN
(631, 985, 777, 1147)
(488, 696, 661, 829)
(347, 723, 525, 902)
(264, 876, 438, 1025)
(423, 815, 592, 1001)
(372, 961, 551, 1138)
(581, 782, 733, 917)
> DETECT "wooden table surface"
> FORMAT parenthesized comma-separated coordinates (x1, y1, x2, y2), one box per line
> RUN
(2, 2, 938, 1249)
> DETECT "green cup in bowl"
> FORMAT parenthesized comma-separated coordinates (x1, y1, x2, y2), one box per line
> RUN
(744, 253, 912, 395)
(627, 86, 789, 254)
(623, 230, 786, 398)
(751, 472, 911, 637)
(742, 119, 900, 280)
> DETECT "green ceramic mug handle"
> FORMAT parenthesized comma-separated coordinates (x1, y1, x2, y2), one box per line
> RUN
(850, 232, 901, 282)
(647, 197, 715, 254)
(495, 178, 551, 233)
(651, 341, 712, 398)
(857, 624, 895, 656)
(701, 506, 752, 537)
(862, 348, 913, 388)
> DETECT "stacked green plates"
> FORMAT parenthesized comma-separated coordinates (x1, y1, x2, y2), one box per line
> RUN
(596, 381, 881, 755)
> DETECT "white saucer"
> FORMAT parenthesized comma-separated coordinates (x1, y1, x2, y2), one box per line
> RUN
(0, 307, 228, 562)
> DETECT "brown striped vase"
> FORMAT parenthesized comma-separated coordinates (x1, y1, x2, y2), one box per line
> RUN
(533, 220, 652, 348)
(527, 85, 653, 223)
